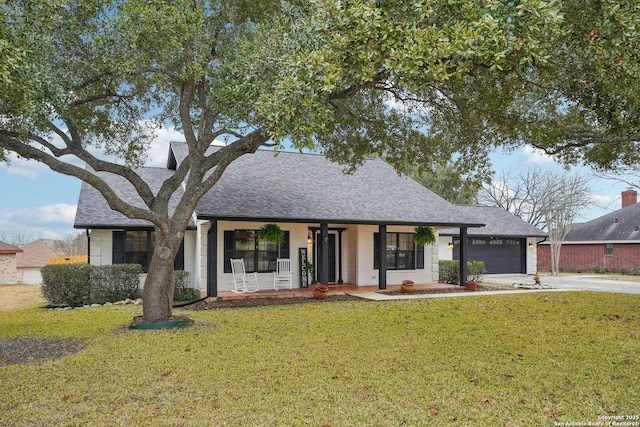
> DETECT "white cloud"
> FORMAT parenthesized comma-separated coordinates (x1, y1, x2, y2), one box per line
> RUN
(520, 145, 554, 165)
(2, 203, 77, 226)
(4, 153, 52, 179)
(145, 125, 185, 167)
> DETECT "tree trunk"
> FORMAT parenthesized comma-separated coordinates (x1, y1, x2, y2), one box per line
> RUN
(550, 241, 561, 276)
(141, 230, 181, 323)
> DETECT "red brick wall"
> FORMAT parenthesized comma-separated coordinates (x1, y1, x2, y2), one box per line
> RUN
(537, 243, 640, 272)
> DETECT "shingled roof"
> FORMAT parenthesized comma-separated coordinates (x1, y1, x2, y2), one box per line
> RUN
(75, 142, 486, 229)
(439, 205, 547, 237)
(563, 202, 640, 242)
(74, 167, 195, 229)
(172, 142, 483, 227)
(0, 241, 22, 254)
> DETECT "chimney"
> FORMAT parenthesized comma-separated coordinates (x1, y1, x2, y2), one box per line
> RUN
(622, 187, 638, 208)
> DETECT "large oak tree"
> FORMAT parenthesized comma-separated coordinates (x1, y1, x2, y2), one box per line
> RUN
(2, 0, 637, 322)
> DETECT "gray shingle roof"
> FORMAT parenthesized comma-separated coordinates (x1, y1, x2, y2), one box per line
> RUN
(169, 142, 483, 226)
(439, 205, 547, 237)
(74, 166, 194, 229)
(564, 203, 640, 242)
(75, 142, 486, 228)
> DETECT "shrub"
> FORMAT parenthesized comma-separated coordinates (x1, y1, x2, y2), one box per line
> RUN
(631, 267, 640, 276)
(438, 260, 459, 284)
(41, 263, 91, 307)
(90, 264, 142, 304)
(174, 270, 197, 301)
(619, 267, 628, 275)
(467, 260, 485, 282)
(438, 260, 486, 284)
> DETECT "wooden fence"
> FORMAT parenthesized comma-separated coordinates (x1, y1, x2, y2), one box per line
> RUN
(48, 255, 88, 265)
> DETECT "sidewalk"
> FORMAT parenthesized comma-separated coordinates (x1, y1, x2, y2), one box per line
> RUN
(350, 288, 575, 301)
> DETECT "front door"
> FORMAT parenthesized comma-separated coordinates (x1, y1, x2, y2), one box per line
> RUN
(316, 233, 336, 283)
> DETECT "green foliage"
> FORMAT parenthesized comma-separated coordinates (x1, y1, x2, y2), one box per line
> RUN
(41, 264, 143, 306)
(173, 270, 196, 301)
(413, 226, 436, 246)
(591, 266, 610, 274)
(6, 0, 640, 321)
(256, 223, 285, 245)
(438, 260, 459, 284)
(467, 260, 486, 282)
(41, 263, 91, 307)
(438, 259, 485, 284)
(409, 163, 481, 204)
(90, 264, 142, 304)
(1, 293, 639, 424)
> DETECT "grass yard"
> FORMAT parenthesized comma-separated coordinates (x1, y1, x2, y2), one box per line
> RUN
(1, 291, 638, 426)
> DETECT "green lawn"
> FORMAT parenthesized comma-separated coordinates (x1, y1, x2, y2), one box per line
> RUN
(1, 292, 638, 426)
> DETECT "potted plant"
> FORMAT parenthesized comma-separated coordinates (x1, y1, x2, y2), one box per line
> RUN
(312, 284, 329, 299)
(307, 262, 315, 283)
(413, 226, 437, 246)
(465, 260, 485, 291)
(257, 223, 285, 257)
(401, 279, 416, 293)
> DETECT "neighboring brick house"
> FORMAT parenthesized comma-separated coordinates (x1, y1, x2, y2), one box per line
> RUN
(0, 241, 23, 284)
(537, 188, 640, 272)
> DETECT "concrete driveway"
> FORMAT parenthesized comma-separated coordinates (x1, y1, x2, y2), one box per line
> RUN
(485, 273, 640, 295)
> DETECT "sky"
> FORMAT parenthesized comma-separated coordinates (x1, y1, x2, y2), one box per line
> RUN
(0, 128, 633, 241)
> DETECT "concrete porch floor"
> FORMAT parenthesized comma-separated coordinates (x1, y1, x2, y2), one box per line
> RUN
(215, 282, 461, 300)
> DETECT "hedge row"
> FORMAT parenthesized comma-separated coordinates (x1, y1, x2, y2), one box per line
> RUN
(41, 263, 193, 307)
(438, 260, 486, 285)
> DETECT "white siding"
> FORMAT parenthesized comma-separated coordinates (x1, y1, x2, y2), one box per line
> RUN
(89, 229, 113, 266)
(354, 225, 437, 286)
(437, 235, 454, 261)
(216, 221, 310, 292)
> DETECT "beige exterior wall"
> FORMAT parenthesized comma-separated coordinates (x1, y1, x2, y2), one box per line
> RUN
(0, 253, 19, 284)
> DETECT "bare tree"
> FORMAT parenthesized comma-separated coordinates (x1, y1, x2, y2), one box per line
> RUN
(54, 233, 88, 256)
(478, 168, 593, 275)
(0, 231, 35, 247)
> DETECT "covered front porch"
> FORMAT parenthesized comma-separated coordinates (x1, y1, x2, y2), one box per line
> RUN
(202, 220, 476, 297)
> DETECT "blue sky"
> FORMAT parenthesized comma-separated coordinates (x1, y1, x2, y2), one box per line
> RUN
(0, 127, 630, 241)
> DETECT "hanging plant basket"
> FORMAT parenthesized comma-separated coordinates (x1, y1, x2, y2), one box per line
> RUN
(257, 223, 285, 245)
(413, 226, 436, 246)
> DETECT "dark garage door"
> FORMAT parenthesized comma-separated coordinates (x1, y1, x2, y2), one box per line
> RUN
(454, 237, 524, 274)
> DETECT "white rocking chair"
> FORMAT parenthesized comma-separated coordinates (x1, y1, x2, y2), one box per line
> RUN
(230, 258, 260, 293)
(273, 258, 293, 290)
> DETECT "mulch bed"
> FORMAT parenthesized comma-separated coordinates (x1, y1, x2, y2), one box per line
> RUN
(181, 284, 506, 310)
(0, 336, 86, 367)
(183, 294, 362, 310)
